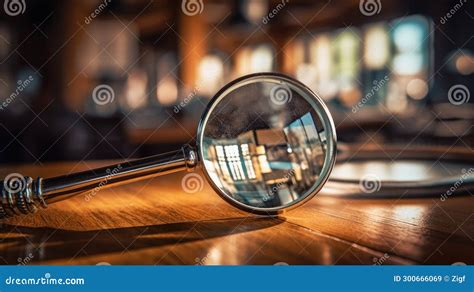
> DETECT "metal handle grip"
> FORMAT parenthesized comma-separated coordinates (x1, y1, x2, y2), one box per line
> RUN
(0, 145, 197, 219)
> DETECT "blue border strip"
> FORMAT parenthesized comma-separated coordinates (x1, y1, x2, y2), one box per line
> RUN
(0, 266, 472, 291)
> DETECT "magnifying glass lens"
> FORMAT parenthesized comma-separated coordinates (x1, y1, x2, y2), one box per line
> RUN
(198, 74, 336, 213)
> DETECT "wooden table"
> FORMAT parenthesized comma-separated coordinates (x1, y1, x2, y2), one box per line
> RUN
(0, 162, 472, 265)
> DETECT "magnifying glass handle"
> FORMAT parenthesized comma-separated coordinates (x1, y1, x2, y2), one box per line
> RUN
(0, 145, 198, 219)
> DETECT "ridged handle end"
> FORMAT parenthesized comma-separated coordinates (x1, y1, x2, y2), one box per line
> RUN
(0, 176, 47, 219)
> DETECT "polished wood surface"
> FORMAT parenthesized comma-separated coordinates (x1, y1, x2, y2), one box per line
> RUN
(0, 161, 472, 265)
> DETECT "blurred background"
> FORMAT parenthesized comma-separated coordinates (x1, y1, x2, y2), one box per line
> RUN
(0, 0, 472, 164)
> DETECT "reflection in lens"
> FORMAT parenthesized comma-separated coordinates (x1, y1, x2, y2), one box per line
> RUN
(199, 75, 334, 211)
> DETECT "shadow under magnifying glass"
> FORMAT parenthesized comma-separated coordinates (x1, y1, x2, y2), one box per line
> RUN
(0, 216, 285, 264)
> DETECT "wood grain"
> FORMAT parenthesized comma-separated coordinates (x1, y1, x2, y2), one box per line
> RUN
(0, 161, 472, 265)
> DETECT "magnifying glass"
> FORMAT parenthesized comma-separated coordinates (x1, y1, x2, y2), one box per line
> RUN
(0, 73, 337, 219)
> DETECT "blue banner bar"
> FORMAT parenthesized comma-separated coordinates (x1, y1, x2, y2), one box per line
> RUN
(0, 266, 472, 291)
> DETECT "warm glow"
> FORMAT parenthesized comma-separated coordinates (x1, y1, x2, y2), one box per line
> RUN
(365, 205, 427, 228)
(243, 0, 268, 24)
(292, 40, 306, 67)
(250, 45, 273, 73)
(308, 35, 338, 100)
(364, 25, 389, 69)
(310, 35, 332, 82)
(235, 48, 251, 76)
(386, 82, 408, 113)
(295, 63, 317, 90)
(235, 45, 274, 75)
(197, 54, 224, 97)
(339, 86, 362, 107)
(156, 76, 178, 106)
(125, 69, 148, 109)
(406, 78, 429, 100)
(392, 206, 426, 224)
(455, 54, 474, 75)
(256, 145, 272, 173)
(199, 246, 222, 265)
